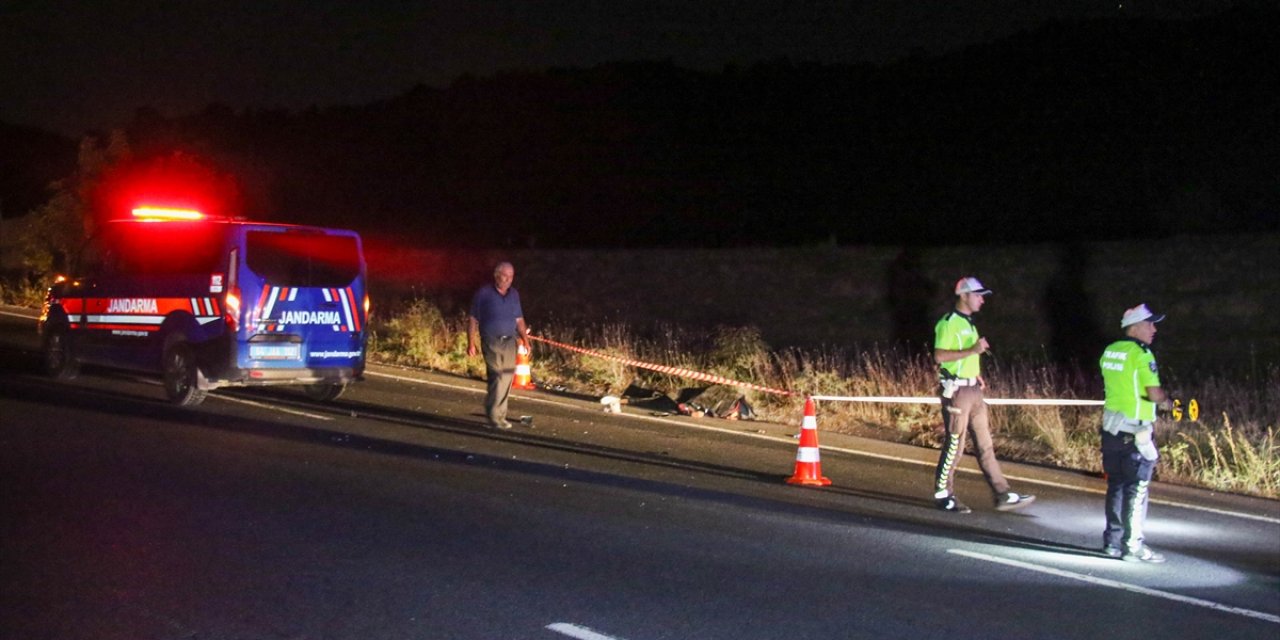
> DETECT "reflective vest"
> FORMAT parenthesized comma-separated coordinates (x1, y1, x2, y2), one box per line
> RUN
(1100, 338, 1161, 421)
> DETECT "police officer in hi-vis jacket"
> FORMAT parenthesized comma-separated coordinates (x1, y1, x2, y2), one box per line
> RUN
(931, 277, 1036, 513)
(1099, 303, 1171, 563)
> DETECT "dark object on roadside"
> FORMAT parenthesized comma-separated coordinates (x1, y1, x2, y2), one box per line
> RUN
(624, 384, 754, 420)
(677, 402, 709, 418)
(681, 385, 756, 420)
(622, 384, 682, 414)
(720, 396, 756, 420)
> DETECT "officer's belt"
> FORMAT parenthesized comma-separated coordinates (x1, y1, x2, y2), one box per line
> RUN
(1102, 409, 1153, 435)
(939, 377, 978, 387)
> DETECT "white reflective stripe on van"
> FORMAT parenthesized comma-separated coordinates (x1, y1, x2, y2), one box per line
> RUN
(261, 286, 281, 320)
(88, 314, 165, 325)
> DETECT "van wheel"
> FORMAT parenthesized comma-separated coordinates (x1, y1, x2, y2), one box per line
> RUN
(163, 343, 208, 406)
(42, 327, 80, 380)
(303, 382, 346, 402)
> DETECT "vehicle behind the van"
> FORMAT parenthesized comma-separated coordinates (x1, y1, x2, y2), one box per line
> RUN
(39, 207, 368, 405)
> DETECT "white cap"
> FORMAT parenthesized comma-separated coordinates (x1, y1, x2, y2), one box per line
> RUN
(1121, 303, 1165, 328)
(955, 277, 992, 296)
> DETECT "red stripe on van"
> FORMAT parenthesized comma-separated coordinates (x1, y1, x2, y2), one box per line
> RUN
(255, 285, 271, 314)
(345, 287, 362, 332)
(328, 288, 348, 331)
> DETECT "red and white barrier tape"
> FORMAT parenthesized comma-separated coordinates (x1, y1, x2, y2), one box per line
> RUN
(528, 336, 1103, 407)
(527, 335, 795, 396)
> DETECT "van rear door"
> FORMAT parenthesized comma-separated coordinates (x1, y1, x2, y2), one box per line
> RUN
(239, 228, 366, 373)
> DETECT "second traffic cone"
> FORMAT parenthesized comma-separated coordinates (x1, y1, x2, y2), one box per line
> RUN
(513, 342, 535, 390)
(786, 396, 832, 486)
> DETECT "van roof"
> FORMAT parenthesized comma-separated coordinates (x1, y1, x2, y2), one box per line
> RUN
(106, 217, 361, 236)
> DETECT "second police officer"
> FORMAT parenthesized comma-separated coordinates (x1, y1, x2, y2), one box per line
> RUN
(931, 277, 1036, 513)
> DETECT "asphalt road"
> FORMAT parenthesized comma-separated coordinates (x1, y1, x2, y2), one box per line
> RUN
(1, 307, 1277, 639)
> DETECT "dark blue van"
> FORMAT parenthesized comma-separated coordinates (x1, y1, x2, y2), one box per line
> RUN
(38, 207, 368, 405)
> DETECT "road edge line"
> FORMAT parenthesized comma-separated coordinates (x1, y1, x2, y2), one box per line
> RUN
(948, 548, 1280, 625)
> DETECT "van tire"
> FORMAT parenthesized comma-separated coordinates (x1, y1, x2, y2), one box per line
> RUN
(163, 343, 208, 406)
(303, 382, 347, 402)
(42, 327, 80, 380)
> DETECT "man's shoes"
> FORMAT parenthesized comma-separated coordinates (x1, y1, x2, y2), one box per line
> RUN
(935, 496, 972, 513)
(1122, 545, 1167, 564)
(994, 492, 1036, 512)
(489, 419, 513, 430)
(1102, 545, 1124, 559)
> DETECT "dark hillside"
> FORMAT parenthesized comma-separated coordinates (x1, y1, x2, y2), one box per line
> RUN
(3, 5, 1276, 249)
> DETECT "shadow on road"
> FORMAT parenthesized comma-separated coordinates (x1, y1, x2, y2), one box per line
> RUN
(0, 342, 1111, 564)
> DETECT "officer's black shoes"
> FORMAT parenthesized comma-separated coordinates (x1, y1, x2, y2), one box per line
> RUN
(1122, 545, 1167, 563)
(1102, 545, 1124, 559)
(936, 496, 972, 513)
(994, 492, 1036, 511)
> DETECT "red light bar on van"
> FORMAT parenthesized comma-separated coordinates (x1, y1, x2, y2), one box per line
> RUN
(131, 206, 205, 221)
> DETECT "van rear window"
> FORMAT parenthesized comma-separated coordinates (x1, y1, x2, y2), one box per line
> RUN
(246, 231, 361, 287)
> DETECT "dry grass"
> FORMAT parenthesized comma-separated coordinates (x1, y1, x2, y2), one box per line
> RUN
(0, 277, 50, 308)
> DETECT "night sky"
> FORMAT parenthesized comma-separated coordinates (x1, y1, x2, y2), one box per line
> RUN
(1, 0, 1225, 136)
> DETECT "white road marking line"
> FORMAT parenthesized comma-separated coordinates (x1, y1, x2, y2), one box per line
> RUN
(1127, 497, 1280, 524)
(812, 448, 1280, 524)
(368, 370, 583, 410)
(212, 394, 334, 420)
(546, 622, 628, 640)
(949, 548, 1280, 625)
(126, 376, 335, 421)
(367, 371, 482, 394)
(366, 370, 1280, 525)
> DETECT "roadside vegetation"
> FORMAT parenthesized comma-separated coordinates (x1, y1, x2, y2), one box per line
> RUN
(0, 278, 48, 309)
(4, 273, 1276, 499)
(368, 298, 1280, 499)
(5, 225, 1276, 502)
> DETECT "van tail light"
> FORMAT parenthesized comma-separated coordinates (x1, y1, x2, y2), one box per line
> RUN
(363, 292, 371, 321)
(224, 287, 242, 332)
(224, 248, 240, 332)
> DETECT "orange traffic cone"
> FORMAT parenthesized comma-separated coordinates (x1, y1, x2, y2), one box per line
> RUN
(786, 396, 832, 486)
(513, 342, 535, 390)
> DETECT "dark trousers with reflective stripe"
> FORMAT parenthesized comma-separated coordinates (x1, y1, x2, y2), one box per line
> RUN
(481, 336, 517, 425)
(1101, 430, 1156, 551)
(933, 385, 1010, 498)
